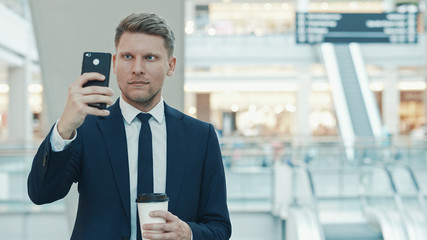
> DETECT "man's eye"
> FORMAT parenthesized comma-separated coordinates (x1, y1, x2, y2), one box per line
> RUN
(123, 55, 132, 60)
(146, 55, 156, 61)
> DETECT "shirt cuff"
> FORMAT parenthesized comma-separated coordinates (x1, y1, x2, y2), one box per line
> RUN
(50, 120, 77, 152)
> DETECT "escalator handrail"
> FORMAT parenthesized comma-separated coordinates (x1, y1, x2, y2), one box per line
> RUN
(359, 162, 411, 240)
(392, 163, 427, 232)
(287, 159, 325, 240)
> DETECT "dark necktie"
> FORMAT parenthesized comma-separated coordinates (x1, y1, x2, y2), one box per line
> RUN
(137, 113, 154, 194)
(136, 113, 153, 240)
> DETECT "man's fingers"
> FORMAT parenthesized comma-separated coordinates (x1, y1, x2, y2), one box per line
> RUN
(82, 95, 114, 106)
(142, 223, 163, 231)
(149, 210, 176, 221)
(86, 107, 110, 117)
(80, 86, 114, 96)
(78, 72, 106, 87)
(143, 222, 176, 231)
(142, 223, 177, 240)
(142, 212, 191, 240)
(143, 232, 176, 240)
(57, 73, 112, 137)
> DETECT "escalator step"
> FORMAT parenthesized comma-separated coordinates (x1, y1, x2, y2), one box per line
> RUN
(324, 223, 383, 240)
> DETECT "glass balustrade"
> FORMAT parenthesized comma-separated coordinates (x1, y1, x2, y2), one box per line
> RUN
(0, 137, 426, 239)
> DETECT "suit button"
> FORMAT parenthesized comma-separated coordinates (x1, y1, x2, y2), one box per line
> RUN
(42, 153, 47, 167)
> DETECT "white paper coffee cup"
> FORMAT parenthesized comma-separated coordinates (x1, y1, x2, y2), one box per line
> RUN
(136, 193, 169, 240)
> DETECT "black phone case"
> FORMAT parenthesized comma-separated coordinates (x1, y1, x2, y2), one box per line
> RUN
(81, 52, 112, 109)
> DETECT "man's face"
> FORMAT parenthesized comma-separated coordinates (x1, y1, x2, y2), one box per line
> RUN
(113, 32, 176, 111)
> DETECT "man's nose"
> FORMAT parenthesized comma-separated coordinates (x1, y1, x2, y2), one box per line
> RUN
(132, 58, 146, 75)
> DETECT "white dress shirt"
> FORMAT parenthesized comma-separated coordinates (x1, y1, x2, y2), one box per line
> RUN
(50, 97, 167, 240)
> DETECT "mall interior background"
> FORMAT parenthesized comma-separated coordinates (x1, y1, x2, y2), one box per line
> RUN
(0, 0, 427, 239)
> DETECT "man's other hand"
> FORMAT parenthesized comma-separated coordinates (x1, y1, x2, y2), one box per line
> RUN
(142, 210, 192, 240)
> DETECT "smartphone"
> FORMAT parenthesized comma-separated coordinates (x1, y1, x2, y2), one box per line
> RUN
(81, 52, 112, 109)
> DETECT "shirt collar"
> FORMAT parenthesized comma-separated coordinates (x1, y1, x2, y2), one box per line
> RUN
(120, 96, 164, 124)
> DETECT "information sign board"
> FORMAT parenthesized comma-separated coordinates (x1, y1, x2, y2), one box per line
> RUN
(296, 12, 418, 44)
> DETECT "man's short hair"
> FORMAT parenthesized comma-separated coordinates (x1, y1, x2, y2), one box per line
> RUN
(115, 13, 175, 57)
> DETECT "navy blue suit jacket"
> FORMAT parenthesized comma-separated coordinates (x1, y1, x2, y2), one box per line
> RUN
(28, 100, 231, 240)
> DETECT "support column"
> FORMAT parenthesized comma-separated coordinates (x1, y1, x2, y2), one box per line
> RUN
(382, 66, 400, 135)
(7, 65, 33, 142)
(0, 173, 9, 199)
(294, 66, 312, 143)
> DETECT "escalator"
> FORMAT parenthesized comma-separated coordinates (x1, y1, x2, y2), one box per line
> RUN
(284, 161, 325, 240)
(284, 160, 383, 240)
(283, 157, 427, 240)
(331, 44, 373, 137)
(320, 43, 382, 151)
(286, 206, 324, 240)
(360, 163, 427, 240)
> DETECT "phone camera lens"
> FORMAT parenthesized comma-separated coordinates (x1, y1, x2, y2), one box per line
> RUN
(85, 53, 92, 57)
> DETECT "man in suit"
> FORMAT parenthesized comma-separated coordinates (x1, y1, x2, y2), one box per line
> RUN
(28, 13, 231, 240)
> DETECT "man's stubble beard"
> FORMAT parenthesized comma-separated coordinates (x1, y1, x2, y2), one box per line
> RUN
(122, 87, 162, 110)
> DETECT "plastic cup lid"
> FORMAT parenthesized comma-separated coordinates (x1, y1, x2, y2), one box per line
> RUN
(136, 193, 169, 203)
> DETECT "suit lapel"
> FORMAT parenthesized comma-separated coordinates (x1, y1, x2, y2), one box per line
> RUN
(165, 103, 187, 212)
(97, 101, 131, 223)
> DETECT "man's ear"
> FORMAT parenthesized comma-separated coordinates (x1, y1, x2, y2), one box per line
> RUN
(112, 54, 117, 74)
(167, 56, 176, 76)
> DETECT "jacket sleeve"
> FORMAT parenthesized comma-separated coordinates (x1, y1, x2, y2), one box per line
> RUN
(27, 126, 82, 205)
(187, 124, 232, 240)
